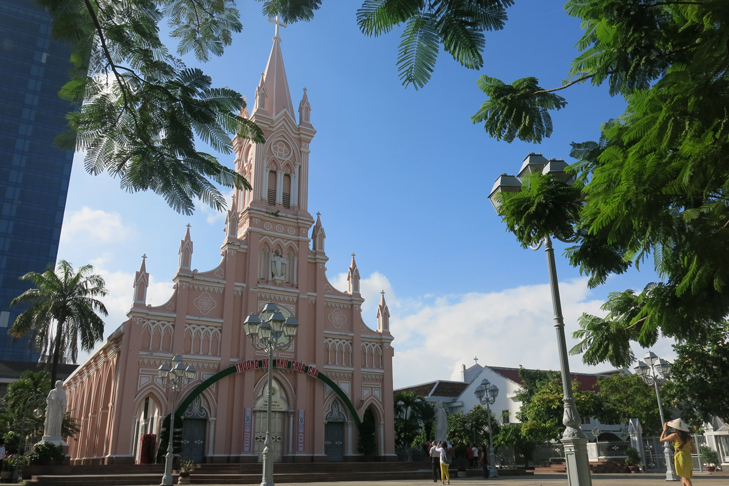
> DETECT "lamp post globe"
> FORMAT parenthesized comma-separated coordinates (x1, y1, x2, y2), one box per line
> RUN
(489, 154, 592, 486)
(634, 351, 677, 481)
(243, 302, 298, 486)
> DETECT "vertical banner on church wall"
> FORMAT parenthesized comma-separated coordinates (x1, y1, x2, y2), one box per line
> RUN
(244, 408, 252, 452)
(297, 409, 305, 452)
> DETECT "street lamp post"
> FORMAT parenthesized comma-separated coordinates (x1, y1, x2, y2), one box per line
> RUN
(474, 379, 499, 478)
(243, 303, 299, 486)
(634, 351, 677, 481)
(158, 355, 196, 486)
(489, 154, 592, 486)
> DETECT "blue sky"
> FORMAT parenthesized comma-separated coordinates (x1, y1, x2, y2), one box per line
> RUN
(58, 2, 674, 387)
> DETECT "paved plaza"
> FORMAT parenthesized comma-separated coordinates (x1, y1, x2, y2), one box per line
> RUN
(106, 472, 729, 486)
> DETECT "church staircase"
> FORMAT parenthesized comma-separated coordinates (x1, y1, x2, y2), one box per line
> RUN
(24, 461, 431, 485)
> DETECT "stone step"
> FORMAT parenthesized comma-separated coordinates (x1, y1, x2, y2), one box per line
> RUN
(26, 467, 432, 486)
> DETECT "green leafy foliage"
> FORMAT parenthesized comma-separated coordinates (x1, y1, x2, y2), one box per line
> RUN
(40, 0, 264, 215)
(357, 0, 513, 89)
(493, 423, 538, 466)
(495, 173, 582, 247)
(471, 76, 567, 143)
(394, 391, 435, 452)
(0, 371, 80, 444)
(661, 323, 729, 425)
(593, 373, 663, 435)
(25, 442, 64, 466)
(446, 404, 500, 449)
(358, 407, 378, 455)
(515, 368, 602, 442)
(9, 261, 108, 387)
(699, 445, 720, 466)
(481, 1, 729, 366)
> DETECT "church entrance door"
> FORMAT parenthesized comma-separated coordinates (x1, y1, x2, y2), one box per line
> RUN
(324, 422, 345, 462)
(181, 419, 206, 463)
(254, 411, 285, 462)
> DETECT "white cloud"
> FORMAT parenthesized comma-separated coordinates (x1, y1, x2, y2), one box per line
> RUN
(60, 207, 136, 243)
(75, 255, 174, 363)
(390, 278, 655, 389)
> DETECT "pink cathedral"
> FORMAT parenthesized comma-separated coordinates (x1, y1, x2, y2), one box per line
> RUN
(63, 27, 396, 465)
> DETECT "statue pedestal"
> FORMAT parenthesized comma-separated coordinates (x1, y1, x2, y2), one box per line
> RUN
(40, 436, 65, 447)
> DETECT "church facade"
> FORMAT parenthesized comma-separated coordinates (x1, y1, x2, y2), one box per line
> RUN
(63, 28, 396, 465)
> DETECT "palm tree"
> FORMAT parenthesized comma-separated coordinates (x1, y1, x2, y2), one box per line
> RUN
(9, 260, 108, 387)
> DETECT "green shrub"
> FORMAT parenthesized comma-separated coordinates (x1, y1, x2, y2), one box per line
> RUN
(700, 446, 720, 466)
(25, 442, 64, 466)
(624, 447, 641, 467)
(2, 432, 20, 455)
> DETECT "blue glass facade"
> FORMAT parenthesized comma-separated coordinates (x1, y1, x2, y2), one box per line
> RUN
(0, 0, 74, 361)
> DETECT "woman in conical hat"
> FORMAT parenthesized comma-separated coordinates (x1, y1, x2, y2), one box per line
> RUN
(660, 418, 697, 486)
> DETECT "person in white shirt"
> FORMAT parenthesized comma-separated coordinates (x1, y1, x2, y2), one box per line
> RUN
(429, 441, 441, 482)
(435, 441, 450, 485)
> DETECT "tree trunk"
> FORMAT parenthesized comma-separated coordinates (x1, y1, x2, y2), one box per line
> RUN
(50, 317, 65, 387)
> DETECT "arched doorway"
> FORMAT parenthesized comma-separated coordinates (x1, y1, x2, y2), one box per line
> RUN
(325, 400, 347, 462)
(181, 395, 209, 463)
(254, 378, 288, 462)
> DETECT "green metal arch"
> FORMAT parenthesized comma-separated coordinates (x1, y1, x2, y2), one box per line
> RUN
(176, 362, 361, 428)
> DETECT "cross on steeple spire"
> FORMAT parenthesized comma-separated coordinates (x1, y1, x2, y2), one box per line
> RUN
(474, 356, 479, 364)
(269, 14, 287, 38)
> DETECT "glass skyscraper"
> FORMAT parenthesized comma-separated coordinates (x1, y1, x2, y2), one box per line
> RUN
(0, 0, 74, 361)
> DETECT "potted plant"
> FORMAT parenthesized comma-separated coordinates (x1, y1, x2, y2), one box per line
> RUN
(700, 446, 720, 473)
(1, 454, 16, 482)
(178, 459, 194, 485)
(624, 447, 641, 473)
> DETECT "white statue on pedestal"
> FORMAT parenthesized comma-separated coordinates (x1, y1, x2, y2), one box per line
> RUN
(434, 401, 448, 443)
(270, 252, 287, 282)
(42, 380, 66, 445)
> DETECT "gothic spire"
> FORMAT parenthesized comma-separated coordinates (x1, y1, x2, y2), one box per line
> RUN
(133, 254, 149, 307)
(347, 252, 360, 295)
(377, 290, 390, 333)
(312, 212, 326, 253)
(178, 224, 193, 271)
(256, 15, 294, 119)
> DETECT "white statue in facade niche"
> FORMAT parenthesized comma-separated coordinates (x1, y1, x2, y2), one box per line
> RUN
(42, 380, 66, 445)
(270, 252, 287, 281)
(434, 401, 448, 443)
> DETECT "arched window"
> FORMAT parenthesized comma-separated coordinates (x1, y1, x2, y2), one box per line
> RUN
(283, 174, 291, 209)
(268, 171, 276, 205)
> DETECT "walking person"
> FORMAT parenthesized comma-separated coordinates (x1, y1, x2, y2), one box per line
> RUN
(436, 441, 451, 485)
(660, 418, 697, 486)
(479, 447, 489, 479)
(429, 441, 441, 483)
(467, 444, 475, 468)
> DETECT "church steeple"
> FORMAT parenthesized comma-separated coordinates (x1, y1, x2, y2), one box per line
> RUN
(347, 253, 360, 295)
(312, 212, 326, 253)
(377, 290, 390, 333)
(178, 224, 193, 271)
(254, 15, 294, 119)
(133, 254, 149, 307)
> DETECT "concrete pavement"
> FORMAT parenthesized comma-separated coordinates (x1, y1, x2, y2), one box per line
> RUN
(112, 472, 729, 486)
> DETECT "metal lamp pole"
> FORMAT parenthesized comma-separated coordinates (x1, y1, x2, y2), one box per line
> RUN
(158, 355, 196, 486)
(474, 380, 499, 478)
(489, 154, 593, 486)
(243, 303, 299, 486)
(635, 351, 677, 481)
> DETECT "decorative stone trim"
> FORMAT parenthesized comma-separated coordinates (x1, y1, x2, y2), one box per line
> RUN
(193, 292, 218, 315)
